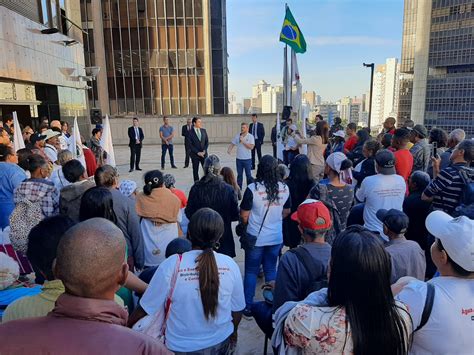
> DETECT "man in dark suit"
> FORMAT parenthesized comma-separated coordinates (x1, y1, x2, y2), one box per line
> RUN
(187, 117, 209, 182)
(181, 117, 193, 168)
(127, 117, 144, 172)
(249, 113, 265, 169)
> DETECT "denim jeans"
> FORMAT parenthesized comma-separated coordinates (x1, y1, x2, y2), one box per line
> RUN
(250, 301, 274, 338)
(236, 158, 253, 189)
(161, 144, 175, 167)
(244, 243, 282, 307)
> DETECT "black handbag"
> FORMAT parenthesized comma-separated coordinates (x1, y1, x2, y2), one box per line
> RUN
(238, 204, 271, 251)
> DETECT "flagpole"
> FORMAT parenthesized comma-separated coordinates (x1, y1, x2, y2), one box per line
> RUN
(283, 44, 288, 106)
(289, 48, 294, 108)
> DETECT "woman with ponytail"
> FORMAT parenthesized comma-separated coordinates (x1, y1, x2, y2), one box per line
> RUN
(135, 170, 182, 267)
(132, 208, 245, 354)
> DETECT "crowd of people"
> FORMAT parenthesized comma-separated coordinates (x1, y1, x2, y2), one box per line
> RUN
(0, 113, 473, 354)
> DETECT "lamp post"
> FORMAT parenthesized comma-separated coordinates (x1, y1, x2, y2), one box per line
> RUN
(363, 63, 375, 129)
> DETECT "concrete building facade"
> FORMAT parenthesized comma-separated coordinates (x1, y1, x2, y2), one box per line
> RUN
(398, 0, 474, 136)
(0, 1, 88, 128)
(81, 0, 228, 117)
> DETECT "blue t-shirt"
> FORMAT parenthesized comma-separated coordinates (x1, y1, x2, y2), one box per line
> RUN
(160, 125, 174, 144)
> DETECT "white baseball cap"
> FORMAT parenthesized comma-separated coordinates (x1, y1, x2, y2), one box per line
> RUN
(426, 211, 474, 272)
(333, 130, 345, 138)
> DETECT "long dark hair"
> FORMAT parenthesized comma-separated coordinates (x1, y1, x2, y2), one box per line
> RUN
(187, 208, 224, 320)
(79, 187, 117, 224)
(220, 167, 239, 192)
(287, 155, 314, 207)
(328, 225, 410, 355)
(255, 155, 280, 203)
(315, 120, 329, 144)
(356, 129, 371, 147)
(143, 170, 164, 195)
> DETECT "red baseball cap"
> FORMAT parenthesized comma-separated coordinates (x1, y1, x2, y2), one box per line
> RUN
(291, 199, 332, 231)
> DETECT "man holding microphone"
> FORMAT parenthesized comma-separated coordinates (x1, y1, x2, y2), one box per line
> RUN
(228, 122, 255, 189)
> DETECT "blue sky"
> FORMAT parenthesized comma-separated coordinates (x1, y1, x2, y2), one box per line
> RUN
(227, 0, 404, 102)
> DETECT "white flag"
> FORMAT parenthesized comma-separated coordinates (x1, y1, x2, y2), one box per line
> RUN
(291, 50, 300, 85)
(12, 112, 25, 152)
(69, 116, 87, 169)
(276, 112, 284, 162)
(100, 115, 116, 167)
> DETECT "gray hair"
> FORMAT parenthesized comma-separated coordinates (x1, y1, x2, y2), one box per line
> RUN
(449, 129, 466, 144)
(163, 173, 176, 188)
(58, 150, 73, 166)
(203, 155, 221, 176)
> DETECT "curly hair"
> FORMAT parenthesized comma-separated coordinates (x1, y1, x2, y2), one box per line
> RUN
(255, 155, 280, 204)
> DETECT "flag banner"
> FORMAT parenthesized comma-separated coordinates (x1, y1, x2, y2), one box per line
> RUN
(280, 7, 306, 54)
(277, 112, 284, 162)
(100, 115, 116, 167)
(291, 49, 300, 84)
(70, 116, 87, 169)
(12, 112, 25, 152)
(300, 114, 308, 155)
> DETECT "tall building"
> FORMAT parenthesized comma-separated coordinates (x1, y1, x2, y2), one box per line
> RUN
(398, 0, 474, 136)
(0, 1, 88, 127)
(303, 91, 316, 108)
(316, 103, 340, 124)
(228, 92, 242, 114)
(81, 0, 228, 116)
(315, 94, 322, 106)
(338, 96, 352, 122)
(371, 58, 400, 130)
(242, 98, 251, 114)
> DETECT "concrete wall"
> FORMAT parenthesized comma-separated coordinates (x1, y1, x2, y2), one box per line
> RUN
(109, 114, 278, 145)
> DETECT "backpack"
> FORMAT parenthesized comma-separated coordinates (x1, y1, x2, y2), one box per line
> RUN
(310, 184, 343, 244)
(455, 166, 474, 206)
(289, 247, 328, 297)
(9, 200, 45, 254)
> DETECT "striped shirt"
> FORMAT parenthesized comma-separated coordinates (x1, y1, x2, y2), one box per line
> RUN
(423, 163, 467, 214)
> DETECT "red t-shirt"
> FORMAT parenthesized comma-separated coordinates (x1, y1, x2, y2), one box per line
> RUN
(344, 135, 358, 152)
(394, 149, 413, 192)
(171, 188, 187, 208)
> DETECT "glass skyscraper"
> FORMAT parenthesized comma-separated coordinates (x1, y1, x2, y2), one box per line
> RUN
(398, 0, 474, 136)
(81, 0, 228, 116)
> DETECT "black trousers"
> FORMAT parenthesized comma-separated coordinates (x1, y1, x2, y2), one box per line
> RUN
(129, 144, 142, 170)
(251, 140, 263, 169)
(184, 144, 191, 167)
(191, 154, 205, 182)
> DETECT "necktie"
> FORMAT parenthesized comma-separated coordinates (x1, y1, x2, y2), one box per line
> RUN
(253, 124, 257, 139)
(196, 128, 201, 140)
(135, 127, 139, 140)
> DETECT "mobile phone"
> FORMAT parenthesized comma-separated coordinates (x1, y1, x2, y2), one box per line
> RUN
(432, 141, 438, 158)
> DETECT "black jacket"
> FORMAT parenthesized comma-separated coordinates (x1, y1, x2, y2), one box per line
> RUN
(128, 126, 144, 147)
(181, 124, 192, 147)
(249, 122, 265, 143)
(352, 157, 377, 187)
(185, 177, 239, 257)
(271, 126, 277, 145)
(187, 127, 209, 157)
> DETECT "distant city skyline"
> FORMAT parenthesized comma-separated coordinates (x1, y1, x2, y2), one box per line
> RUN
(227, 0, 404, 102)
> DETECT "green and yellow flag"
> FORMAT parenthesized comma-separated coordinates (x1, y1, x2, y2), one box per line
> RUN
(279, 7, 306, 54)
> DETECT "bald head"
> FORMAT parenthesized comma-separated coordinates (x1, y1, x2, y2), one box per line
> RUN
(55, 218, 128, 299)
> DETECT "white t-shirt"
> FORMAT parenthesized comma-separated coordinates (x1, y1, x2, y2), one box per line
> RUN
(50, 166, 71, 192)
(355, 174, 406, 234)
(231, 133, 255, 160)
(396, 277, 474, 355)
(140, 250, 245, 352)
(240, 181, 291, 246)
(140, 216, 181, 267)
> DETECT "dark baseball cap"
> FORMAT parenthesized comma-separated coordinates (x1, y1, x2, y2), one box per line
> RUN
(412, 124, 428, 138)
(376, 209, 409, 234)
(375, 149, 396, 175)
(30, 132, 46, 144)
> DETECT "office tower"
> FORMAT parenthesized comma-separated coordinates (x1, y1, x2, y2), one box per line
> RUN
(303, 91, 316, 108)
(371, 58, 400, 130)
(0, 1, 88, 127)
(243, 98, 251, 114)
(82, 0, 228, 116)
(338, 96, 351, 122)
(398, 0, 474, 135)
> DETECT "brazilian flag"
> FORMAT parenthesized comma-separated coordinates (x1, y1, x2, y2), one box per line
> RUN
(279, 7, 306, 53)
